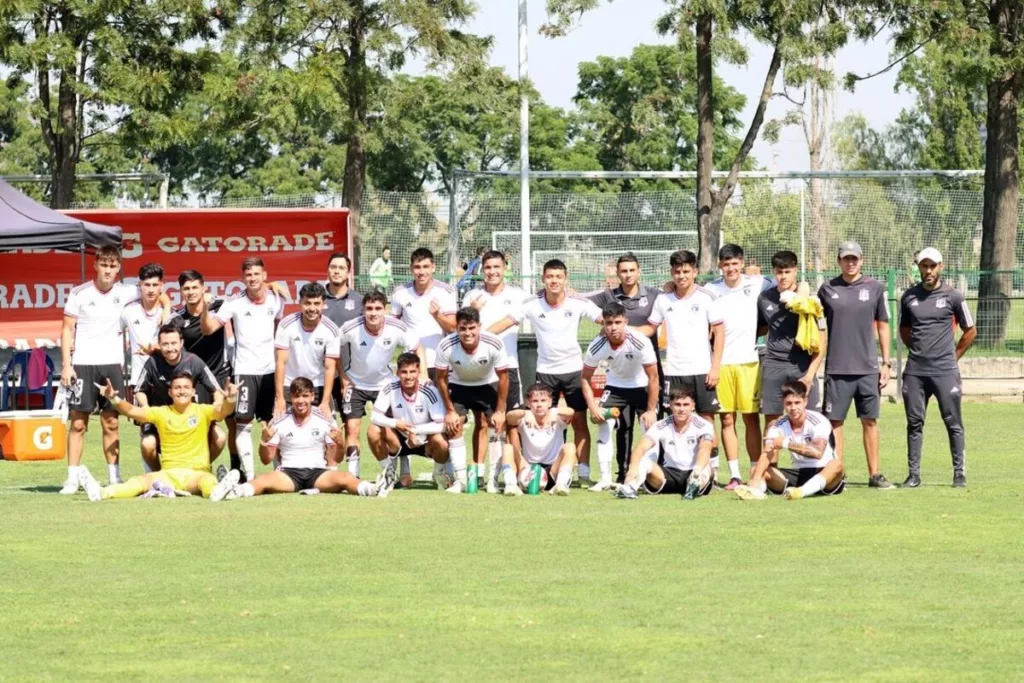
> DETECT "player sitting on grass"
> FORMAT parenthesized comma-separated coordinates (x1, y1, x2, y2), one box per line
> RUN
(369, 353, 451, 490)
(735, 381, 846, 501)
(79, 372, 239, 502)
(500, 383, 576, 496)
(222, 377, 390, 499)
(614, 387, 715, 500)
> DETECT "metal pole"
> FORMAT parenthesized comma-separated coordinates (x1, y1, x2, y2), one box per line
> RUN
(447, 171, 461, 280)
(799, 182, 806, 278)
(518, 0, 532, 294)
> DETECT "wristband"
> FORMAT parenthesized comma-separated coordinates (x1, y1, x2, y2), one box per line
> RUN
(781, 437, 791, 450)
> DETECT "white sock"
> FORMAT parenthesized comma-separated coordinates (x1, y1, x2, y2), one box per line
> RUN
(346, 446, 360, 477)
(357, 480, 374, 497)
(578, 463, 590, 480)
(399, 455, 411, 477)
(502, 464, 518, 488)
(141, 460, 153, 474)
(487, 430, 502, 484)
(235, 424, 255, 480)
(596, 420, 614, 483)
(728, 459, 741, 480)
(449, 437, 467, 485)
(634, 454, 655, 488)
(445, 460, 455, 478)
(799, 474, 826, 497)
(107, 463, 120, 483)
(381, 455, 394, 472)
(753, 478, 767, 493)
(555, 465, 572, 489)
(67, 465, 82, 480)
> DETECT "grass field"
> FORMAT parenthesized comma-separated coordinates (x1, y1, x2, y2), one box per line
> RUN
(3, 403, 1023, 682)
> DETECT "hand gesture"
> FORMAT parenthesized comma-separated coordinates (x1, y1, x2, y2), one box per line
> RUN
(329, 425, 344, 445)
(429, 299, 441, 316)
(639, 409, 657, 430)
(261, 423, 277, 444)
(61, 365, 78, 388)
(444, 410, 461, 436)
(469, 296, 485, 311)
(491, 410, 506, 434)
(268, 281, 287, 297)
(99, 378, 117, 400)
(225, 382, 238, 400)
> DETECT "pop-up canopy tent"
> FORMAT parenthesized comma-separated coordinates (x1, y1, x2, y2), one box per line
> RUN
(0, 179, 122, 278)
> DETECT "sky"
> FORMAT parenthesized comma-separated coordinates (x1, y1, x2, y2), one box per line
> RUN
(465, 0, 916, 173)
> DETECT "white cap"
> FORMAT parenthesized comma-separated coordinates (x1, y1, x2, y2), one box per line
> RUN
(915, 247, 943, 265)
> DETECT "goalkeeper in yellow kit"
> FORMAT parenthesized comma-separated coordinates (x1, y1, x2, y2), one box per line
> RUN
(77, 370, 240, 502)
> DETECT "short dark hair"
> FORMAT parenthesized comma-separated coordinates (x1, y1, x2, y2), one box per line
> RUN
(542, 259, 567, 275)
(481, 250, 507, 266)
(241, 257, 265, 272)
(289, 377, 316, 396)
(718, 244, 744, 261)
(668, 386, 695, 404)
(169, 368, 195, 386)
(410, 247, 434, 265)
(363, 290, 388, 308)
(158, 323, 182, 340)
(475, 245, 486, 256)
(616, 253, 640, 268)
(602, 302, 627, 320)
(381, 245, 391, 253)
(137, 263, 164, 281)
(771, 250, 799, 270)
(780, 380, 808, 400)
(455, 307, 480, 326)
(327, 252, 351, 269)
(525, 383, 554, 401)
(669, 250, 698, 269)
(177, 269, 204, 286)
(299, 282, 327, 300)
(95, 245, 122, 263)
(396, 352, 421, 370)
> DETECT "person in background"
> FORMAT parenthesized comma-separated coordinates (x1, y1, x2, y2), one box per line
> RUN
(369, 246, 394, 293)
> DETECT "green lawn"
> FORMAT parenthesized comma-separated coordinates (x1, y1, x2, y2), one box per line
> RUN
(2, 403, 1023, 681)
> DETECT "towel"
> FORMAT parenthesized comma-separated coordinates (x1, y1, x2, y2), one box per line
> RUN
(780, 283, 824, 354)
(26, 348, 49, 390)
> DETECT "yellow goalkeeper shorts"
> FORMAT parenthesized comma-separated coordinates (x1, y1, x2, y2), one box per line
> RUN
(156, 468, 210, 493)
(717, 362, 761, 414)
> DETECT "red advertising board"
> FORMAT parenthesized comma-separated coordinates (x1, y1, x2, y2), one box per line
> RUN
(0, 208, 350, 349)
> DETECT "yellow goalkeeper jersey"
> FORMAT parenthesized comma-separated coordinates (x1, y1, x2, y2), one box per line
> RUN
(143, 403, 216, 472)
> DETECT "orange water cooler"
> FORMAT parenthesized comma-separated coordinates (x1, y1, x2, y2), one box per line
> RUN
(0, 410, 66, 461)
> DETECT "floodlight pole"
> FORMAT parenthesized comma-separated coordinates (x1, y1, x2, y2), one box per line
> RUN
(518, 0, 532, 294)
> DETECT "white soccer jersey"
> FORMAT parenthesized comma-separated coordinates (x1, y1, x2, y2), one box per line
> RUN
(390, 280, 457, 366)
(767, 410, 836, 469)
(372, 380, 446, 428)
(643, 415, 716, 472)
(265, 408, 335, 469)
(463, 285, 528, 369)
(509, 294, 603, 374)
(214, 290, 285, 376)
(64, 281, 140, 366)
(648, 286, 722, 376)
(434, 332, 508, 386)
(705, 274, 772, 366)
(119, 301, 163, 385)
(582, 329, 657, 388)
(517, 410, 571, 465)
(273, 314, 340, 387)
(339, 316, 419, 390)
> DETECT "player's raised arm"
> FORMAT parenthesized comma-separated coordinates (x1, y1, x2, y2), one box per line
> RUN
(211, 381, 238, 422)
(200, 292, 228, 335)
(100, 379, 148, 423)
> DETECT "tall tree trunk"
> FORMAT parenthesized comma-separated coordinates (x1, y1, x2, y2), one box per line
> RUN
(694, 13, 717, 273)
(343, 4, 368, 276)
(50, 68, 79, 209)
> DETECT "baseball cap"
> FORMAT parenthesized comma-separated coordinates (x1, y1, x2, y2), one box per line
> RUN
(915, 247, 943, 265)
(837, 241, 863, 259)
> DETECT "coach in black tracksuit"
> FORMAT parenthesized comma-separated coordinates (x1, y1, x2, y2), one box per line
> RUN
(898, 248, 976, 489)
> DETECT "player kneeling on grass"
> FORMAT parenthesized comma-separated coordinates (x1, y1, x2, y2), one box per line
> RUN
(501, 383, 576, 496)
(735, 381, 846, 501)
(615, 387, 715, 500)
(79, 371, 239, 502)
(223, 377, 390, 499)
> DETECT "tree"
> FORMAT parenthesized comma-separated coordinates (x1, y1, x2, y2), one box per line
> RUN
(0, 1, 225, 208)
(544, 0, 858, 271)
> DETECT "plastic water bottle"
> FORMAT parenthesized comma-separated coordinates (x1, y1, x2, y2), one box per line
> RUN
(465, 464, 479, 494)
(602, 407, 621, 420)
(527, 463, 543, 495)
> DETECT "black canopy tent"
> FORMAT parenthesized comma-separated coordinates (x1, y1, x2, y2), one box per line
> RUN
(0, 179, 122, 279)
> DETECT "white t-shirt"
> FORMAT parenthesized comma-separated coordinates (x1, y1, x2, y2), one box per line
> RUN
(648, 286, 723, 376)
(463, 285, 528, 369)
(339, 316, 420, 390)
(643, 415, 716, 471)
(390, 280, 457, 366)
(767, 410, 836, 469)
(509, 294, 603, 374)
(517, 410, 571, 465)
(273, 313, 340, 387)
(64, 281, 140, 366)
(214, 290, 285, 376)
(119, 301, 163, 385)
(372, 380, 446, 428)
(265, 408, 335, 470)
(434, 332, 509, 386)
(705, 275, 772, 366)
(582, 329, 657, 388)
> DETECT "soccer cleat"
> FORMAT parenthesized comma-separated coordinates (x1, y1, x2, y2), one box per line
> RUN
(59, 476, 80, 495)
(683, 478, 701, 500)
(783, 487, 804, 501)
(79, 468, 102, 502)
(551, 483, 570, 496)
(953, 473, 967, 488)
(588, 478, 613, 492)
(504, 483, 523, 496)
(614, 484, 638, 500)
(734, 485, 766, 501)
(724, 477, 742, 491)
(445, 480, 465, 494)
(216, 465, 228, 482)
(209, 469, 240, 502)
(901, 474, 922, 488)
(432, 468, 449, 491)
(486, 481, 500, 494)
(868, 473, 895, 490)
(377, 466, 397, 498)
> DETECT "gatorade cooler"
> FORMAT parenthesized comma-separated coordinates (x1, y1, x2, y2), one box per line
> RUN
(0, 410, 66, 461)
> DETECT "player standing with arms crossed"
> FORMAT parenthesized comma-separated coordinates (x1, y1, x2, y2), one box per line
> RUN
(818, 241, 895, 489)
(201, 257, 285, 483)
(899, 248, 976, 488)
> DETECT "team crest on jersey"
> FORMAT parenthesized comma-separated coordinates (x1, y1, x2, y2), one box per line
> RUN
(188, 416, 198, 427)
(804, 434, 813, 443)
(564, 311, 572, 318)
(415, 405, 424, 413)
(345, 300, 355, 310)
(314, 339, 325, 347)
(504, 299, 512, 306)
(382, 339, 392, 347)
(859, 289, 870, 302)
(936, 298, 947, 308)
(743, 286, 752, 295)
(639, 297, 648, 307)
(686, 436, 696, 445)
(312, 428, 321, 437)
(691, 304, 700, 313)
(477, 358, 488, 365)
(113, 297, 121, 305)
(625, 353, 634, 360)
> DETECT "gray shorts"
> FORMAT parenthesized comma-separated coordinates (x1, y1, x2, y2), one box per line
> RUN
(823, 374, 880, 421)
(760, 364, 820, 416)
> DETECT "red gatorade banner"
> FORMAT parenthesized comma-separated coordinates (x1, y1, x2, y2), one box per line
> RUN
(0, 208, 351, 349)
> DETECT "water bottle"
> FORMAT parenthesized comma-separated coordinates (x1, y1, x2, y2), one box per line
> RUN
(602, 407, 621, 420)
(466, 464, 479, 494)
(527, 463, 543, 495)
